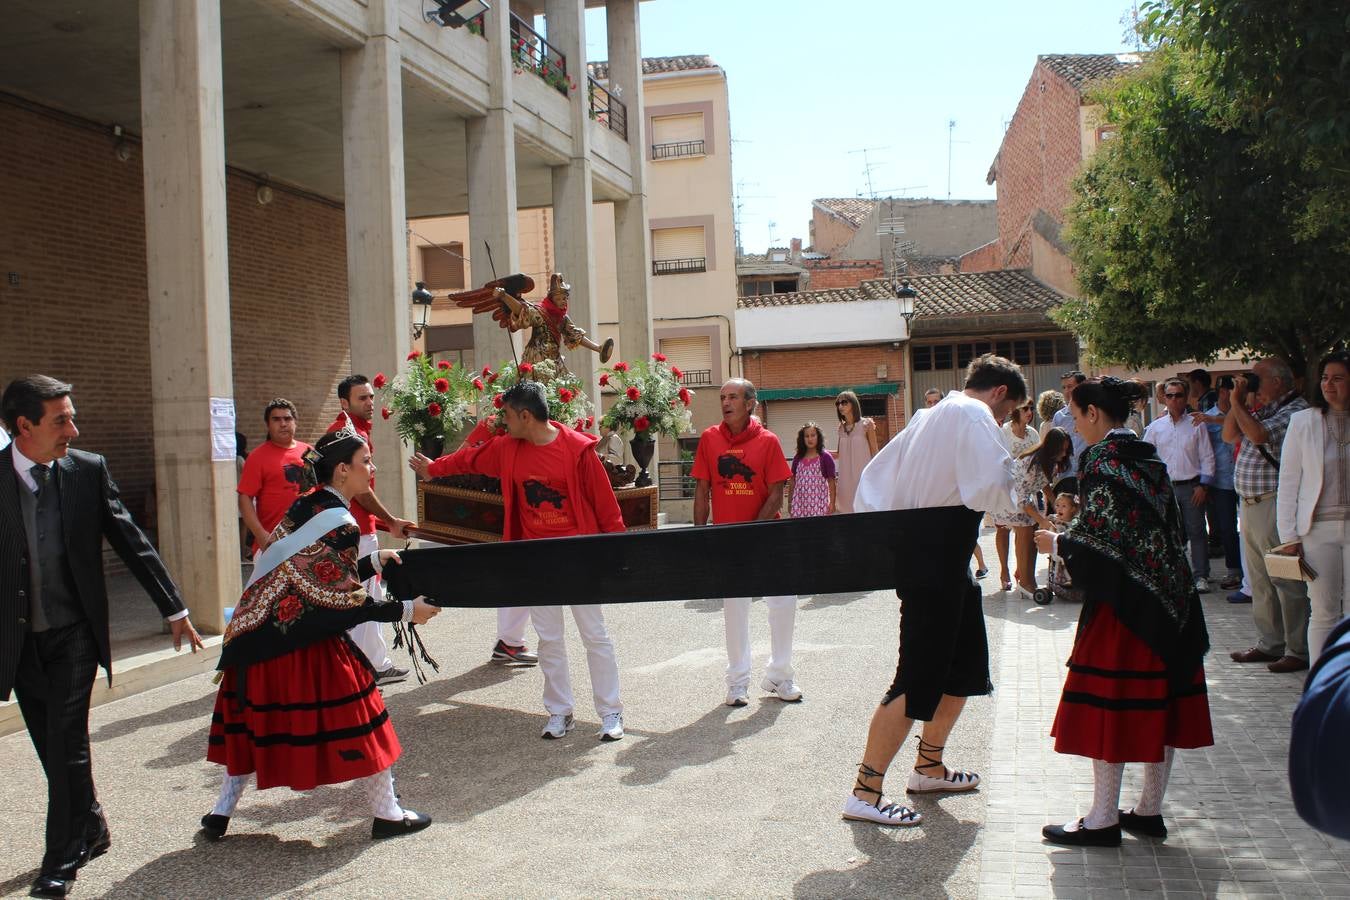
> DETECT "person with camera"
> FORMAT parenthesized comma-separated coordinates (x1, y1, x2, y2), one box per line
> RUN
(1224, 359, 1312, 673)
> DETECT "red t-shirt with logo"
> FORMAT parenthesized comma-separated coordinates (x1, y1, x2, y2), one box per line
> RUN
(512, 435, 579, 540)
(328, 413, 377, 534)
(691, 418, 792, 524)
(237, 440, 313, 533)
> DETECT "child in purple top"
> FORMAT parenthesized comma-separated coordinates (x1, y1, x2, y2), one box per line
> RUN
(789, 422, 837, 517)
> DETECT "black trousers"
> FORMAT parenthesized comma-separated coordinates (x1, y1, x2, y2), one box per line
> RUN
(13, 622, 105, 875)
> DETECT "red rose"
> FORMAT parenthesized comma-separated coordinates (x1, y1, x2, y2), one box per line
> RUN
(493, 394, 504, 409)
(487, 372, 499, 384)
(381, 406, 391, 420)
(559, 388, 574, 402)
(427, 401, 443, 417)
(313, 559, 343, 584)
(634, 415, 651, 432)
(613, 361, 630, 373)
(482, 365, 492, 376)
(407, 350, 422, 361)
(575, 420, 585, 431)
(472, 377, 484, 391)
(671, 366, 684, 380)
(519, 362, 534, 375)
(437, 360, 452, 370)
(277, 594, 303, 623)
(434, 377, 450, 393)
(679, 388, 691, 406)
(599, 373, 610, 387)
(626, 386, 641, 401)
(372, 372, 388, 389)
(586, 415, 595, 428)
(652, 352, 667, 362)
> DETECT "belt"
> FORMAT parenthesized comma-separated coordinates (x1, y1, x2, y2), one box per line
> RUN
(1172, 477, 1199, 486)
(1241, 491, 1276, 505)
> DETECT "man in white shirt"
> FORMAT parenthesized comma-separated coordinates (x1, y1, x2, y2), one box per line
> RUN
(1144, 378, 1216, 593)
(842, 355, 1024, 828)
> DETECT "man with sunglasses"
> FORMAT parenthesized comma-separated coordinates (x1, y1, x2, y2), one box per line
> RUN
(1145, 378, 1217, 593)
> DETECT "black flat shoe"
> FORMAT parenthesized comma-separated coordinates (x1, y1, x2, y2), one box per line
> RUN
(371, 809, 432, 840)
(1118, 809, 1167, 838)
(76, 829, 111, 869)
(1042, 819, 1122, 847)
(200, 813, 230, 841)
(30, 874, 71, 898)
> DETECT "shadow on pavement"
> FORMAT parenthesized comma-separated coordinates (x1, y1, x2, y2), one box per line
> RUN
(981, 593, 1078, 632)
(792, 799, 979, 899)
(800, 591, 870, 611)
(613, 700, 787, 787)
(90, 691, 216, 743)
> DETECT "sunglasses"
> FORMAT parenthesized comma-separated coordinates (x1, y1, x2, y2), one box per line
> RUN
(1164, 393, 1187, 399)
(835, 400, 849, 406)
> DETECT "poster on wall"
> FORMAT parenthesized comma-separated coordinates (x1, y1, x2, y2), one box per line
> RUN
(210, 397, 236, 462)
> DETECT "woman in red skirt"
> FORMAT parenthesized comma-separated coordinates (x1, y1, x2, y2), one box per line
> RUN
(202, 426, 440, 841)
(1034, 377, 1213, 846)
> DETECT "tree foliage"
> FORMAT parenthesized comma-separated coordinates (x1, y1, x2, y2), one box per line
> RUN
(1058, 4, 1350, 383)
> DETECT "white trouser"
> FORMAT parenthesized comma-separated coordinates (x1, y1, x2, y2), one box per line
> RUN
(1303, 519, 1350, 662)
(530, 605, 622, 717)
(723, 596, 796, 689)
(497, 607, 532, 646)
(349, 533, 393, 671)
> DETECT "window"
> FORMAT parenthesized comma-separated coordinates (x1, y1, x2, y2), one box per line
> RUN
(860, 397, 889, 418)
(652, 226, 706, 275)
(913, 346, 932, 372)
(920, 335, 1077, 373)
(651, 113, 706, 160)
(658, 335, 714, 387)
(770, 251, 787, 262)
(419, 243, 465, 291)
(1012, 340, 1031, 365)
(1055, 337, 1080, 364)
(932, 345, 953, 370)
(738, 278, 800, 296)
(1034, 338, 1054, 365)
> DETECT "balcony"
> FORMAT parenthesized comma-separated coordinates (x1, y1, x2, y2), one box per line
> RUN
(509, 13, 571, 96)
(653, 257, 707, 276)
(677, 368, 713, 387)
(652, 140, 706, 161)
(586, 76, 628, 141)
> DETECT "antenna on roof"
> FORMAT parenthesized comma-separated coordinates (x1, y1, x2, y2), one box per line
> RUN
(848, 146, 890, 199)
(946, 120, 969, 200)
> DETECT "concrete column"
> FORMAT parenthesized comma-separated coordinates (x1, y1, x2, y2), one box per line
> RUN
(138, 0, 239, 633)
(340, 0, 414, 520)
(467, 0, 520, 367)
(606, 0, 654, 366)
(546, 0, 598, 398)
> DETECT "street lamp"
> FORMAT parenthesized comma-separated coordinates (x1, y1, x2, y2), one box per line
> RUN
(424, 0, 489, 27)
(895, 280, 918, 327)
(412, 281, 435, 340)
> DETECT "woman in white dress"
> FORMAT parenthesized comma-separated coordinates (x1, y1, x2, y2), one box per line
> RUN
(993, 401, 1040, 590)
(995, 427, 1073, 598)
(835, 390, 879, 514)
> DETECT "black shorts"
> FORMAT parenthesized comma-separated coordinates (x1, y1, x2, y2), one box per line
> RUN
(881, 568, 992, 721)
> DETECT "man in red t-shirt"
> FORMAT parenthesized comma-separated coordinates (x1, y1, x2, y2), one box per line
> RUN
(331, 375, 416, 685)
(410, 382, 626, 742)
(692, 378, 800, 707)
(237, 399, 311, 554)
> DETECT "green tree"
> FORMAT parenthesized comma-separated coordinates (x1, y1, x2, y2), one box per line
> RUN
(1058, 6, 1349, 385)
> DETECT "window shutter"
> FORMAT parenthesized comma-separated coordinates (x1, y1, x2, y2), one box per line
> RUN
(652, 113, 704, 145)
(420, 244, 464, 290)
(765, 398, 844, 458)
(652, 226, 705, 261)
(658, 335, 713, 385)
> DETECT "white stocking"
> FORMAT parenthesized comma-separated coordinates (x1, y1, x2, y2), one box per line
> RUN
(1133, 747, 1175, 816)
(212, 772, 250, 817)
(362, 767, 403, 820)
(1082, 759, 1124, 829)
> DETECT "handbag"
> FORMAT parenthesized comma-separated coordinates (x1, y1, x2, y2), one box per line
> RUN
(1264, 542, 1318, 582)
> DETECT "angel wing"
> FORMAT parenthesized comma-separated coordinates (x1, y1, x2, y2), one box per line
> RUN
(447, 274, 535, 329)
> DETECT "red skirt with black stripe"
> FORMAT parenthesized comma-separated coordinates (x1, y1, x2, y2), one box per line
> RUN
(207, 636, 401, 790)
(1051, 603, 1213, 763)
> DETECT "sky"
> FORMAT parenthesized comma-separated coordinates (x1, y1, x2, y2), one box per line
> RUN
(584, 0, 1139, 253)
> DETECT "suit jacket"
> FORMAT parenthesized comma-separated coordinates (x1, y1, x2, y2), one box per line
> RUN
(0, 445, 185, 700)
(1277, 407, 1331, 542)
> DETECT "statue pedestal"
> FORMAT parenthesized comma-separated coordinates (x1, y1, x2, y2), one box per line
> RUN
(413, 481, 658, 545)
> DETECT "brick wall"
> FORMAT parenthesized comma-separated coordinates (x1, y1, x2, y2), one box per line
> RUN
(991, 61, 1085, 269)
(741, 344, 907, 445)
(810, 207, 858, 256)
(0, 98, 349, 525)
(956, 239, 1002, 274)
(802, 259, 885, 289)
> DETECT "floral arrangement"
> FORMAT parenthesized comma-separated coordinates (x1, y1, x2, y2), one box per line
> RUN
(480, 358, 595, 433)
(511, 38, 576, 94)
(374, 351, 484, 451)
(599, 353, 693, 440)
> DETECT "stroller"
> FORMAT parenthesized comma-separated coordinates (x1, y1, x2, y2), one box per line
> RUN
(1033, 474, 1084, 605)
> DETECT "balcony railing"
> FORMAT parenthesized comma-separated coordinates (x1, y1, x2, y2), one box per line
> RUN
(653, 257, 707, 276)
(586, 76, 628, 141)
(652, 140, 705, 160)
(657, 459, 697, 501)
(509, 13, 569, 96)
(677, 368, 713, 387)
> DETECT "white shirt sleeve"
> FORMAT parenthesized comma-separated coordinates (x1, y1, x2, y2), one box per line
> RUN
(956, 411, 1018, 515)
(1195, 422, 1216, 482)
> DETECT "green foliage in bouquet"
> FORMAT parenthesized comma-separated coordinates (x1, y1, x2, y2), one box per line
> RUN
(479, 358, 596, 432)
(598, 353, 694, 440)
(374, 351, 481, 447)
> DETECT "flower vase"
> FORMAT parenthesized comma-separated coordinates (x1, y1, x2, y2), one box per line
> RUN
(630, 435, 655, 488)
(418, 435, 445, 460)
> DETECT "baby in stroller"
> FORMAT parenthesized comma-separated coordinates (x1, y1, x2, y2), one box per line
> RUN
(1034, 492, 1084, 605)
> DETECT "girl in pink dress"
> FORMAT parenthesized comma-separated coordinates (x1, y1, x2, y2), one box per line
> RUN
(789, 422, 837, 517)
(834, 391, 878, 513)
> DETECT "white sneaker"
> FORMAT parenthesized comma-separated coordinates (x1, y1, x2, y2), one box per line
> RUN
(1194, 576, 1211, 594)
(841, 793, 922, 826)
(540, 713, 574, 739)
(761, 677, 803, 702)
(906, 767, 981, 794)
(598, 712, 624, 742)
(725, 685, 749, 707)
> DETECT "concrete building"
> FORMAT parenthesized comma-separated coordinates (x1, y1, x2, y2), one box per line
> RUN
(0, 0, 654, 636)
(409, 53, 738, 514)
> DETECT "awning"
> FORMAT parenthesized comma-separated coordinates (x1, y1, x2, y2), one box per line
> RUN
(756, 382, 901, 401)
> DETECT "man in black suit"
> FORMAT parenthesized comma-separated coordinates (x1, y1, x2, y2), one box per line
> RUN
(1, 375, 203, 898)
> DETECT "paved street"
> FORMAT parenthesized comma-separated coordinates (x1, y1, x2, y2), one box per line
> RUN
(1, 529, 1347, 898)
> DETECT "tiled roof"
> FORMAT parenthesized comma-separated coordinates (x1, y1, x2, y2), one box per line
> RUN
(1038, 53, 1146, 91)
(813, 198, 876, 229)
(736, 270, 1068, 318)
(588, 55, 716, 82)
(899, 255, 961, 276)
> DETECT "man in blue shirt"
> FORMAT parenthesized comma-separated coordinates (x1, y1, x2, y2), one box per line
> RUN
(1194, 375, 1240, 589)
(1051, 371, 1087, 474)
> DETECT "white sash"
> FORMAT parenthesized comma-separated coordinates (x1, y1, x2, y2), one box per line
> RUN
(245, 506, 356, 590)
